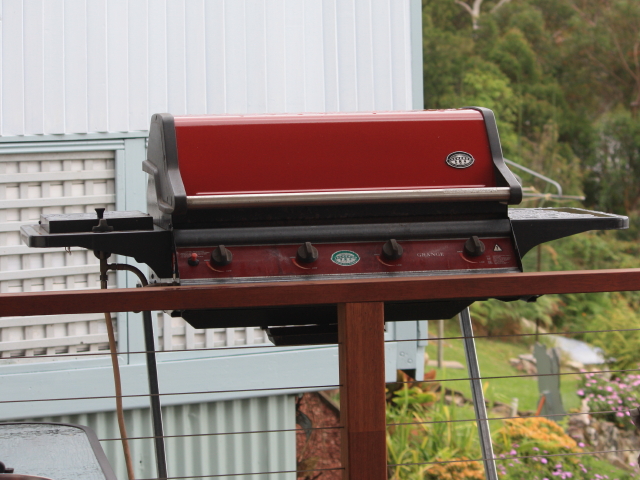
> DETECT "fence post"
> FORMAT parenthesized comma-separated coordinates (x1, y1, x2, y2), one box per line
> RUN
(338, 302, 387, 480)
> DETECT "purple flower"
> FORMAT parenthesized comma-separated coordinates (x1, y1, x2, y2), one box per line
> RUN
(541, 458, 548, 464)
(578, 442, 585, 447)
(577, 389, 584, 396)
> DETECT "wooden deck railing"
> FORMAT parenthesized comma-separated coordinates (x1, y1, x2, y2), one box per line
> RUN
(2, 268, 640, 480)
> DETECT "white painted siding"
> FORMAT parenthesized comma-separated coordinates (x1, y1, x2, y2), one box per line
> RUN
(0, 0, 415, 137)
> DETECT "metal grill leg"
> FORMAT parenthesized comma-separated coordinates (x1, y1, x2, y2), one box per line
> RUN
(459, 308, 498, 480)
(142, 310, 168, 480)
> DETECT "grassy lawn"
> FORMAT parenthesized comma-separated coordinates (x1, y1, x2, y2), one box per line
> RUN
(424, 320, 582, 413)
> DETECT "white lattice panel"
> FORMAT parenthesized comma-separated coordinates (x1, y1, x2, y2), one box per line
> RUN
(0, 151, 117, 360)
(156, 313, 269, 351)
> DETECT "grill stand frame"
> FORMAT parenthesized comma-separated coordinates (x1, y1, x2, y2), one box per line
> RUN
(459, 307, 498, 480)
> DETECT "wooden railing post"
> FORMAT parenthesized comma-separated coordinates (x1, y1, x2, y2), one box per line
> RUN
(338, 302, 387, 480)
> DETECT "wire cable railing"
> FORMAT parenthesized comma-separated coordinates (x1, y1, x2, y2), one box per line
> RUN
(1, 324, 637, 361)
(3, 272, 640, 480)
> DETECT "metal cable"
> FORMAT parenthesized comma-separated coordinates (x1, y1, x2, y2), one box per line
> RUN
(387, 408, 624, 427)
(392, 367, 640, 385)
(99, 409, 618, 443)
(0, 343, 283, 360)
(388, 447, 640, 468)
(386, 325, 640, 344)
(95, 404, 630, 444)
(0, 384, 340, 404)
(3, 325, 639, 361)
(99, 425, 342, 442)
(5, 366, 639, 404)
(136, 467, 344, 479)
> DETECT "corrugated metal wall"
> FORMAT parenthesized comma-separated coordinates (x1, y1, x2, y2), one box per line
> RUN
(23, 394, 297, 480)
(0, 0, 416, 137)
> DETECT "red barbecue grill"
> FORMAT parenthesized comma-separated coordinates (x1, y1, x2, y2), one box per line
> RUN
(21, 107, 627, 343)
(18, 107, 630, 480)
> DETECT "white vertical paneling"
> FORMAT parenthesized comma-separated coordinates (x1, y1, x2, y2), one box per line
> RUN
(128, 0, 149, 131)
(147, 0, 168, 115)
(0, 0, 3, 136)
(107, 0, 129, 132)
(354, 0, 375, 110)
(245, 0, 267, 113)
(303, 0, 325, 112)
(371, 0, 393, 111)
(402, 1, 414, 109)
(2, 0, 417, 136)
(64, 0, 88, 134)
(335, 0, 358, 112)
(3, 0, 24, 135)
(265, 0, 286, 113)
(284, 0, 304, 112)
(23, 0, 44, 135)
(86, 0, 108, 132)
(43, 0, 65, 134)
(321, 0, 339, 112)
(390, 0, 411, 110)
(204, 0, 226, 113)
(224, 0, 247, 114)
(185, 0, 207, 114)
(410, 0, 424, 109)
(166, 0, 187, 114)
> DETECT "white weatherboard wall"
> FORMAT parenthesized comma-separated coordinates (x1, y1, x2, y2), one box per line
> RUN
(0, 0, 420, 137)
(0, 1, 424, 478)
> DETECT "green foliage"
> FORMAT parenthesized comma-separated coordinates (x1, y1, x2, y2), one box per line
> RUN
(386, 379, 635, 479)
(585, 109, 640, 224)
(386, 387, 481, 479)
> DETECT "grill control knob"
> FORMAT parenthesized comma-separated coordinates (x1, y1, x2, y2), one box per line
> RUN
(188, 253, 200, 266)
(382, 239, 403, 260)
(211, 245, 233, 266)
(297, 242, 319, 264)
(464, 236, 485, 257)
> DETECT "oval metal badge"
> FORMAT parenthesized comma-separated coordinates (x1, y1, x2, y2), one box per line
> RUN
(331, 250, 360, 266)
(446, 151, 475, 169)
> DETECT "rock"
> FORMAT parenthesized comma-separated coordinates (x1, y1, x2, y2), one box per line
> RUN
(509, 354, 538, 375)
(568, 414, 640, 471)
(565, 360, 585, 371)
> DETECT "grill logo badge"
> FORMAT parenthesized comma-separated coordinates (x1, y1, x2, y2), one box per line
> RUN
(446, 151, 475, 169)
(331, 250, 360, 266)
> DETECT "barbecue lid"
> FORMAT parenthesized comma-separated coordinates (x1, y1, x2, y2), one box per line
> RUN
(144, 107, 522, 221)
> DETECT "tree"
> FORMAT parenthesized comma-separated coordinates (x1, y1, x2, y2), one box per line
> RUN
(454, 0, 513, 30)
(565, 0, 640, 115)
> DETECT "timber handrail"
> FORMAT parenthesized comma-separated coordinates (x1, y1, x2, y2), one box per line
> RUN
(1, 268, 640, 318)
